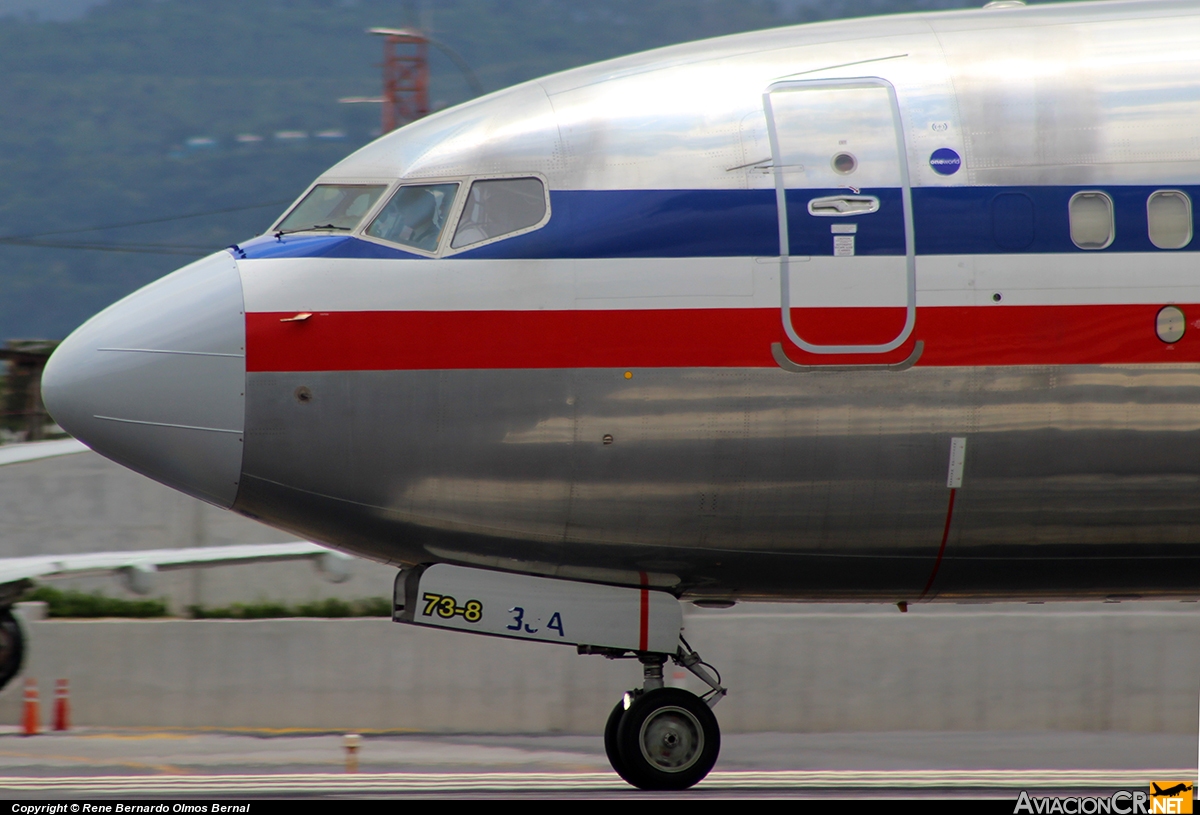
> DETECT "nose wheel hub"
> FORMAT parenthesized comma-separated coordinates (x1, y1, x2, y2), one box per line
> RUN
(640, 705, 704, 773)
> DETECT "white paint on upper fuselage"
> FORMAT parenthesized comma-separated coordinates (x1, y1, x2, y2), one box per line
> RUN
(317, 0, 1200, 193)
(239, 252, 1200, 312)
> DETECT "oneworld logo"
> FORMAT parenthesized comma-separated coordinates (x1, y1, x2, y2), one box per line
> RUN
(929, 147, 962, 175)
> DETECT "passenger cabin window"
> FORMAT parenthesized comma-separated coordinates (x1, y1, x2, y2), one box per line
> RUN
(451, 177, 547, 249)
(1147, 190, 1192, 249)
(276, 184, 386, 232)
(1069, 191, 1114, 250)
(366, 183, 459, 252)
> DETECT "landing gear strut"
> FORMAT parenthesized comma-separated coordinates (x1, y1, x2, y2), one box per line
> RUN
(600, 640, 726, 790)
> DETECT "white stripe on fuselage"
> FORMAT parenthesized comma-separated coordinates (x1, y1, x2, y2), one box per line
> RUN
(239, 254, 1200, 313)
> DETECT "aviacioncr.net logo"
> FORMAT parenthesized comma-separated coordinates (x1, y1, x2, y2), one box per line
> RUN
(1015, 787, 1193, 815)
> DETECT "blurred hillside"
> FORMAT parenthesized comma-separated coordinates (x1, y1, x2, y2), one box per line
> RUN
(0, 0, 990, 341)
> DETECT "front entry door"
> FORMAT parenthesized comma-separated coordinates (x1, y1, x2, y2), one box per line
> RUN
(763, 78, 917, 360)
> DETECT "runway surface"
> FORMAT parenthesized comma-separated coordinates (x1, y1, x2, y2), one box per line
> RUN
(0, 730, 1193, 798)
(2, 769, 1194, 798)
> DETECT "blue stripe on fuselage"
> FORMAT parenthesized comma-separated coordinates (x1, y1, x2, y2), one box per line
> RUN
(911, 185, 1200, 255)
(232, 185, 1200, 261)
(460, 189, 904, 259)
(233, 232, 427, 260)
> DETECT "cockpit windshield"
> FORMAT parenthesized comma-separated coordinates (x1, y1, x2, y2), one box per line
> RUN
(275, 184, 387, 233)
(365, 183, 459, 252)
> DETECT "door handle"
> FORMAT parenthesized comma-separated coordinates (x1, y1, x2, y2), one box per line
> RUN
(807, 195, 880, 216)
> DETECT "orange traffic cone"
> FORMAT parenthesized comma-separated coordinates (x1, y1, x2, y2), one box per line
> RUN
(22, 678, 39, 736)
(53, 679, 69, 731)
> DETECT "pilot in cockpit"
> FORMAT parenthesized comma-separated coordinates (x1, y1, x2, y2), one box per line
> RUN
(366, 184, 455, 252)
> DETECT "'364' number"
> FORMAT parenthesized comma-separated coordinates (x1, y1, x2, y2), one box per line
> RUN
(507, 606, 565, 637)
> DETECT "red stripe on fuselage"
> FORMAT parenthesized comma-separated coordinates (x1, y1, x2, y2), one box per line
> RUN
(246, 305, 1200, 372)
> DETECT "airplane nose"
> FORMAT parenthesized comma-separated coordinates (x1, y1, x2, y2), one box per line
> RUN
(42, 252, 246, 508)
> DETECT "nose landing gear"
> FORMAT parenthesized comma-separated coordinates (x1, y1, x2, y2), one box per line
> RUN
(392, 563, 724, 790)
(600, 643, 726, 790)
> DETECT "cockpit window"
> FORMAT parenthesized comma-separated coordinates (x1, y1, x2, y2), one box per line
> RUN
(451, 177, 547, 249)
(365, 183, 460, 252)
(276, 184, 387, 233)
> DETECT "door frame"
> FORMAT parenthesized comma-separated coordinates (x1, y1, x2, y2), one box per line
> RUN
(763, 76, 917, 356)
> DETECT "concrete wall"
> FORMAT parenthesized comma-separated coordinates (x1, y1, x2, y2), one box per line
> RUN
(0, 450, 397, 609)
(2, 603, 1198, 734)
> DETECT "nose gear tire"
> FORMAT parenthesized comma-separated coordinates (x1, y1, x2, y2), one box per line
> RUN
(604, 699, 638, 785)
(615, 687, 720, 790)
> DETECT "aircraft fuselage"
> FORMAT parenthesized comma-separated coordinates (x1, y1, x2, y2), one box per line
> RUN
(42, 0, 1200, 603)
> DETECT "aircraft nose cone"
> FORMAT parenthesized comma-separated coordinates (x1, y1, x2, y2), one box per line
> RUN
(42, 252, 246, 507)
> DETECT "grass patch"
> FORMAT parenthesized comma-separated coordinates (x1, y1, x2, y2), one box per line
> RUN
(24, 586, 169, 618)
(21, 586, 392, 619)
(188, 596, 391, 619)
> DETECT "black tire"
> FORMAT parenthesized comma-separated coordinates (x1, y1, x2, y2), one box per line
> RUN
(615, 687, 720, 791)
(604, 698, 639, 785)
(0, 608, 25, 693)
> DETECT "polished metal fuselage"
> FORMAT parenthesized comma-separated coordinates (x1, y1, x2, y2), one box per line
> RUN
(236, 363, 1200, 601)
(46, 1, 1200, 603)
